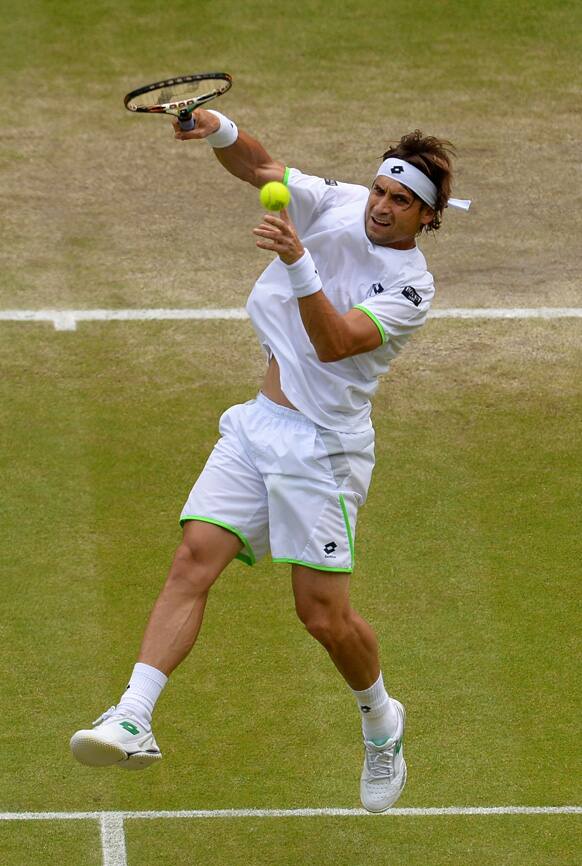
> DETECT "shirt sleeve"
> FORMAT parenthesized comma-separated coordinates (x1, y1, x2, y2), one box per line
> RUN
(353, 280, 435, 345)
(284, 167, 368, 237)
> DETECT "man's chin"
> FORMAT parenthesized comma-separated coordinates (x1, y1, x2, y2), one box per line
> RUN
(365, 221, 394, 246)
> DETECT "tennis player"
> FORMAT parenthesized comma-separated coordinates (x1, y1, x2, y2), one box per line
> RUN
(71, 109, 464, 812)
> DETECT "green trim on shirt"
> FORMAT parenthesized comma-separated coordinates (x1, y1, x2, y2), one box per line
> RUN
(353, 304, 387, 345)
(283, 166, 291, 185)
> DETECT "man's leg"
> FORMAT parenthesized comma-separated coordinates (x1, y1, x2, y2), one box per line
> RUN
(138, 519, 244, 675)
(291, 564, 406, 811)
(70, 520, 243, 768)
(292, 565, 380, 689)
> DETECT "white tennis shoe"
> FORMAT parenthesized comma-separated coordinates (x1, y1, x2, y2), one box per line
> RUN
(360, 699, 407, 812)
(70, 706, 162, 771)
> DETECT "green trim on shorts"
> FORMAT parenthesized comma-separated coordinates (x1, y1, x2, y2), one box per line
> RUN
(272, 558, 353, 574)
(283, 166, 291, 185)
(339, 494, 355, 568)
(353, 305, 387, 345)
(179, 515, 255, 566)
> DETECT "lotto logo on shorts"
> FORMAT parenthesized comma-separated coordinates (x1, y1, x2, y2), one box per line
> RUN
(323, 541, 338, 557)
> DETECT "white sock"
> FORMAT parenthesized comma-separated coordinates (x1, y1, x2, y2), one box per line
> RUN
(351, 672, 399, 743)
(115, 662, 168, 730)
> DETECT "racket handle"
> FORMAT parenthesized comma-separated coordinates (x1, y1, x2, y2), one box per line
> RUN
(178, 112, 196, 131)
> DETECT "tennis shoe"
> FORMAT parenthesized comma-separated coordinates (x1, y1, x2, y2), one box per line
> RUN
(70, 706, 162, 771)
(360, 698, 407, 812)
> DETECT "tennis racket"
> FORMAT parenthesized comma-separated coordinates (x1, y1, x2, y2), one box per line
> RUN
(124, 72, 232, 131)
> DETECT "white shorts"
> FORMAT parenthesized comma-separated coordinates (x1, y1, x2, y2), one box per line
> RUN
(180, 393, 375, 572)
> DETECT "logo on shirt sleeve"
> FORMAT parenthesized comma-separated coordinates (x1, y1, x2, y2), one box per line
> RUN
(401, 286, 422, 307)
(324, 178, 338, 186)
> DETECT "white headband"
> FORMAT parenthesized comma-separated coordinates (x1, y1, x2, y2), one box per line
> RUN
(376, 158, 471, 211)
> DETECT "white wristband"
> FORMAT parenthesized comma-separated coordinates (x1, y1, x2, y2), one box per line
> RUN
(284, 250, 323, 298)
(205, 110, 238, 148)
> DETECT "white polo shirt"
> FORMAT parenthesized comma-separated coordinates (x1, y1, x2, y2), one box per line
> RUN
(246, 168, 435, 432)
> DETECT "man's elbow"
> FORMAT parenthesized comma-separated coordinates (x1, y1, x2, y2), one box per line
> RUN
(253, 162, 286, 189)
(315, 344, 345, 363)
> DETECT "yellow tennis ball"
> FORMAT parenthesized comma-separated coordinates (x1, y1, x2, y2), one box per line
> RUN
(259, 181, 291, 211)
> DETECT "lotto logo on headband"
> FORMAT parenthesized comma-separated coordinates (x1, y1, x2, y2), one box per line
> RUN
(377, 157, 472, 210)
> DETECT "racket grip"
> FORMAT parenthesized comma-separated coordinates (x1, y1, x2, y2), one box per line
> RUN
(178, 114, 196, 131)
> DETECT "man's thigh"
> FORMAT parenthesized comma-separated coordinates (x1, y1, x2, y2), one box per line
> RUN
(265, 425, 375, 573)
(268, 477, 359, 572)
(291, 563, 352, 621)
(180, 417, 270, 567)
(179, 518, 245, 575)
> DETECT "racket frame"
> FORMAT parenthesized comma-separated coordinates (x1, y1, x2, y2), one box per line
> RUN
(124, 72, 232, 127)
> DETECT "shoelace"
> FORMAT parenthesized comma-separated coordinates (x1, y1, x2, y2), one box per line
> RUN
(364, 741, 396, 779)
(93, 705, 120, 727)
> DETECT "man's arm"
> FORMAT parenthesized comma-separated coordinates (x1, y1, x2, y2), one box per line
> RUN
(253, 212, 383, 362)
(173, 108, 285, 188)
(296, 294, 383, 362)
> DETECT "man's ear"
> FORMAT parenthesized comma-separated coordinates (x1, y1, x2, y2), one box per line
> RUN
(420, 205, 435, 226)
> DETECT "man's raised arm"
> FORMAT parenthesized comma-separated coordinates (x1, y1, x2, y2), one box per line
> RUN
(173, 108, 285, 188)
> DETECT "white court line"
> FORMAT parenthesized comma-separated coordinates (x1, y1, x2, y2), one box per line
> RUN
(3, 807, 579, 866)
(100, 813, 127, 866)
(2, 805, 580, 819)
(0, 307, 581, 331)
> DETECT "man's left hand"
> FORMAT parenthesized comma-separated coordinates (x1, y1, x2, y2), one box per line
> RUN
(253, 210, 304, 265)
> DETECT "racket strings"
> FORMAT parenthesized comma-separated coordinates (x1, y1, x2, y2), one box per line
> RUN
(127, 77, 229, 112)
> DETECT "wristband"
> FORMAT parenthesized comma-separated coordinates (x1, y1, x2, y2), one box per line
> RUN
(205, 110, 238, 148)
(284, 250, 323, 298)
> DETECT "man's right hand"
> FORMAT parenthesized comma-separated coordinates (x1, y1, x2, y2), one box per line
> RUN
(172, 109, 220, 141)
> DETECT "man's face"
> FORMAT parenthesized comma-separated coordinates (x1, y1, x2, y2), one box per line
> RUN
(364, 176, 434, 248)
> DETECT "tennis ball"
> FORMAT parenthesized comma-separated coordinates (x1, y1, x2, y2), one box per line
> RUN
(259, 181, 291, 211)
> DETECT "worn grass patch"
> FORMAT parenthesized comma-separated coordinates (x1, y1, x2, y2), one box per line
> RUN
(0, 0, 581, 308)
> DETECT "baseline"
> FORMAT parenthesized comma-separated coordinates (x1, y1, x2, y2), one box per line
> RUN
(2, 807, 580, 866)
(0, 307, 581, 331)
(2, 805, 581, 819)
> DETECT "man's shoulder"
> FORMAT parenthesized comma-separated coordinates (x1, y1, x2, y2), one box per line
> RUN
(358, 248, 435, 312)
(287, 167, 368, 203)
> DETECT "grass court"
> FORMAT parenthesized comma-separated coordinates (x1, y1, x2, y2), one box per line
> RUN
(1, 1, 580, 864)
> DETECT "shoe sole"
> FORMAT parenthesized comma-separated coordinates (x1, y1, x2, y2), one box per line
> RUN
(70, 732, 162, 770)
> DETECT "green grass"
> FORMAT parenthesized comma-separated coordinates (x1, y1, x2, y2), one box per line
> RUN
(0, 320, 580, 863)
(125, 815, 581, 866)
(0, 821, 101, 866)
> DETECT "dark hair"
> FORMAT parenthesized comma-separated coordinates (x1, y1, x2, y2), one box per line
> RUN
(382, 131, 456, 232)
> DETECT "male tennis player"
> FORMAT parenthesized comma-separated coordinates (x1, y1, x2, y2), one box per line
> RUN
(71, 108, 466, 812)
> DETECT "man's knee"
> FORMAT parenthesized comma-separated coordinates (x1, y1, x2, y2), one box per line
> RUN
(296, 601, 352, 650)
(166, 540, 220, 596)
(166, 520, 243, 595)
